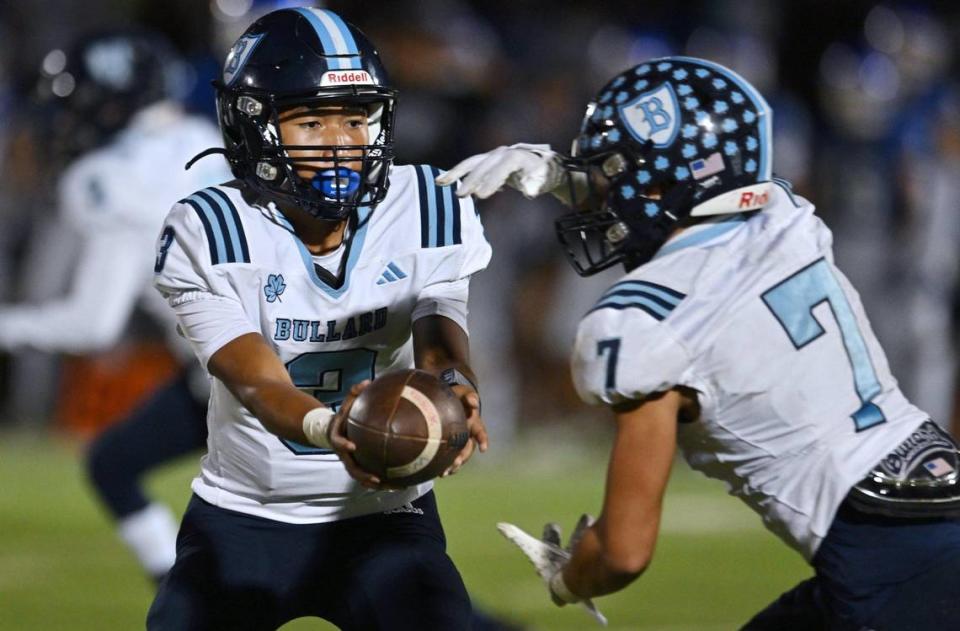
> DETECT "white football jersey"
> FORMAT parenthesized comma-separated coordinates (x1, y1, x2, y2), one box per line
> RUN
(55, 102, 229, 358)
(153, 165, 491, 524)
(571, 183, 928, 559)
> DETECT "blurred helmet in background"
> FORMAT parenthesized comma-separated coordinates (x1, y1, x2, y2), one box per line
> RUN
(864, 4, 951, 98)
(556, 56, 774, 275)
(817, 42, 901, 142)
(214, 7, 397, 222)
(36, 30, 180, 158)
(210, 0, 318, 58)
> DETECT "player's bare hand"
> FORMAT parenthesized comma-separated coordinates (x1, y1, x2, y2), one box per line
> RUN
(328, 381, 383, 489)
(443, 386, 488, 477)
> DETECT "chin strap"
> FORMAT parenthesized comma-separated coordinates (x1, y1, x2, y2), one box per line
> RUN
(184, 147, 230, 170)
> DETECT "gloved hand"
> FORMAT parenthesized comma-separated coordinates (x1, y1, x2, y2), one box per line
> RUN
(435, 143, 566, 200)
(497, 515, 608, 626)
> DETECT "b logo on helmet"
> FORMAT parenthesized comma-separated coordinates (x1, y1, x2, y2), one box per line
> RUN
(619, 83, 680, 148)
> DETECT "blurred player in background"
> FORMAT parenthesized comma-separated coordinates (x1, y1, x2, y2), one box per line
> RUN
(148, 8, 508, 630)
(442, 57, 960, 629)
(815, 5, 960, 429)
(0, 32, 229, 582)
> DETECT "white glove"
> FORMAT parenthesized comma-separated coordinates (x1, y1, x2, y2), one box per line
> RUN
(436, 143, 566, 200)
(497, 516, 608, 626)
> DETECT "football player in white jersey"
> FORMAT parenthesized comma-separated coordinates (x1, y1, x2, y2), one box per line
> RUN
(147, 8, 494, 630)
(0, 32, 229, 582)
(440, 58, 960, 629)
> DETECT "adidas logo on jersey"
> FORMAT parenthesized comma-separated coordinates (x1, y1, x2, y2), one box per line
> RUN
(376, 262, 408, 285)
(383, 503, 423, 516)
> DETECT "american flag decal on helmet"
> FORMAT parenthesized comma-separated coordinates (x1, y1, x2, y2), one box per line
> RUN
(690, 152, 725, 180)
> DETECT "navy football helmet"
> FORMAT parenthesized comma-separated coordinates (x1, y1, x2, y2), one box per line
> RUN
(212, 8, 397, 222)
(555, 56, 775, 275)
(37, 31, 176, 158)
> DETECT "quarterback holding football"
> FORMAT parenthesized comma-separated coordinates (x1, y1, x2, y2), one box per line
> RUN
(148, 8, 494, 630)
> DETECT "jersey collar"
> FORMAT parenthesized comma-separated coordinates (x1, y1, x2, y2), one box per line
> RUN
(653, 213, 749, 260)
(273, 204, 373, 299)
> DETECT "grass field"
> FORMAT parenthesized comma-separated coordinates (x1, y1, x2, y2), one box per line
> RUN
(0, 428, 809, 630)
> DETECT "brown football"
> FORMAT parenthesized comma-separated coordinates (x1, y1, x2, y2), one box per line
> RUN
(346, 369, 470, 487)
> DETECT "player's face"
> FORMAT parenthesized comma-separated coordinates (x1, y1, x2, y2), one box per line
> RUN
(568, 155, 665, 213)
(565, 160, 617, 212)
(278, 104, 369, 179)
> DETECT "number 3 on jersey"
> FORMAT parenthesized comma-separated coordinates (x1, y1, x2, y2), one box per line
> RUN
(282, 349, 377, 455)
(762, 258, 886, 432)
(154, 226, 175, 273)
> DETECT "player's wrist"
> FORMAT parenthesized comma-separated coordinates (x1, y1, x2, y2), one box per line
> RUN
(549, 569, 581, 604)
(302, 407, 335, 449)
(439, 368, 479, 395)
(440, 368, 481, 412)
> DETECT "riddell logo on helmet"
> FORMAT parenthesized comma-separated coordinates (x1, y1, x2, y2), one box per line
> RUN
(739, 190, 769, 209)
(321, 70, 373, 86)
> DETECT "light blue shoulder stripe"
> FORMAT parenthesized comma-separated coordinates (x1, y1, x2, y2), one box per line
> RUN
(187, 193, 228, 265)
(441, 181, 455, 246)
(203, 189, 245, 264)
(602, 281, 683, 306)
(594, 294, 672, 319)
(418, 165, 439, 248)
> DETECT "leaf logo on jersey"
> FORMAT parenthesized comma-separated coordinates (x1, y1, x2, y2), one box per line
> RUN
(264, 274, 286, 303)
(619, 83, 680, 148)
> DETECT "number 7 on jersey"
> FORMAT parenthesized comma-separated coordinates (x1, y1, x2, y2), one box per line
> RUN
(597, 338, 621, 391)
(762, 258, 886, 432)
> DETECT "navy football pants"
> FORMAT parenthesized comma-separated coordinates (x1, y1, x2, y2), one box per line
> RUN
(743, 502, 960, 630)
(86, 374, 207, 518)
(147, 491, 472, 631)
